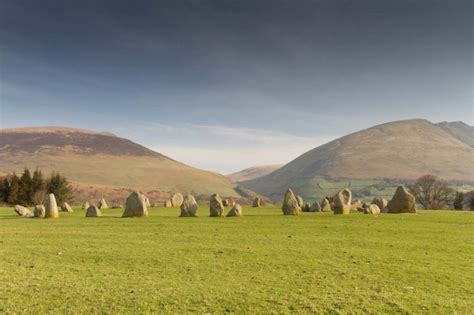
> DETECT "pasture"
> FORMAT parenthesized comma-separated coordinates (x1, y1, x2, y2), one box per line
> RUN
(0, 206, 473, 313)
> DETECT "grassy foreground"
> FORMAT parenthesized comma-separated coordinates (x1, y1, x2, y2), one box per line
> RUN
(0, 206, 473, 313)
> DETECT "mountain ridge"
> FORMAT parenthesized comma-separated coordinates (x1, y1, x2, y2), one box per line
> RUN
(240, 119, 474, 200)
(227, 164, 283, 182)
(0, 126, 239, 197)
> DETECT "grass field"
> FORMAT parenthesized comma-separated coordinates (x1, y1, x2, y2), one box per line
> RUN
(1, 206, 473, 313)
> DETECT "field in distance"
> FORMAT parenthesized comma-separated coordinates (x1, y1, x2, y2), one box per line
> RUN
(1, 206, 473, 313)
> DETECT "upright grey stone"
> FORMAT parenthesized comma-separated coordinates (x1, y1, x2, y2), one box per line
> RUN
(282, 189, 301, 215)
(122, 192, 148, 217)
(226, 203, 242, 217)
(209, 193, 225, 217)
(180, 195, 198, 217)
(86, 205, 102, 217)
(44, 193, 59, 219)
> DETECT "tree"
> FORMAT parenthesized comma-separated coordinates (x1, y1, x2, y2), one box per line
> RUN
(0, 177, 8, 203)
(463, 190, 474, 211)
(453, 191, 465, 210)
(6, 173, 21, 205)
(19, 168, 33, 205)
(408, 175, 454, 210)
(31, 168, 45, 193)
(46, 172, 73, 205)
(31, 168, 46, 204)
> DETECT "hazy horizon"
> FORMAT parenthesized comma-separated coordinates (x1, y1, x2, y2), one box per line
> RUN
(1, 0, 472, 173)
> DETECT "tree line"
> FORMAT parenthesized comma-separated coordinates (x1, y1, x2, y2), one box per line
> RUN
(408, 174, 470, 210)
(0, 168, 73, 206)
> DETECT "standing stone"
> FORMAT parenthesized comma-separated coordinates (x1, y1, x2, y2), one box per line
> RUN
(296, 195, 304, 209)
(388, 186, 417, 213)
(226, 203, 242, 217)
(252, 197, 261, 207)
(86, 205, 102, 217)
(222, 199, 230, 207)
(209, 193, 225, 217)
(333, 189, 352, 215)
(310, 201, 321, 212)
(321, 198, 332, 212)
(14, 205, 33, 217)
(34, 205, 46, 218)
(82, 202, 90, 210)
(302, 203, 311, 212)
(44, 193, 59, 219)
(61, 202, 74, 212)
(145, 196, 151, 207)
(180, 195, 198, 217)
(282, 189, 301, 215)
(98, 198, 109, 209)
(122, 192, 148, 217)
(372, 198, 388, 212)
(351, 199, 364, 212)
(164, 200, 172, 208)
(171, 193, 184, 207)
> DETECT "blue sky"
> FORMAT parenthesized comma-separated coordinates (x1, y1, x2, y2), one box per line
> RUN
(0, 0, 472, 173)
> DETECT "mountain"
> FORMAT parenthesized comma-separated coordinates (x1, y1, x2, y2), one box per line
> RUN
(227, 164, 282, 182)
(435, 121, 474, 147)
(240, 119, 474, 201)
(0, 127, 239, 197)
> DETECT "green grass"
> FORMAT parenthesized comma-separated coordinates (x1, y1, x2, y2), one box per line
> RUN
(1, 206, 473, 313)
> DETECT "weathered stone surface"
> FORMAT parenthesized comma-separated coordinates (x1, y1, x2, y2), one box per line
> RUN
(222, 199, 229, 207)
(34, 205, 45, 218)
(86, 205, 102, 217)
(61, 202, 74, 212)
(164, 200, 172, 208)
(321, 198, 332, 212)
(171, 193, 184, 207)
(372, 198, 388, 212)
(14, 205, 33, 217)
(388, 186, 417, 213)
(209, 193, 225, 217)
(310, 201, 321, 212)
(302, 203, 311, 212)
(296, 195, 304, 208)
(82, 202, 90, 210)
(226, 203, 242, 217)
(333, 189, 352, 215)
(122, 192, 148, 217)
(252, 197, 261, 207)
(351, 199, 364, 212)
(98, 198, 109, 209)
(44, 193, 59, 219)
(180, 195, 198, 217)
(145, 196, 151, 207)
(364, 204, 381, 215)
(282, 189, 301, 215)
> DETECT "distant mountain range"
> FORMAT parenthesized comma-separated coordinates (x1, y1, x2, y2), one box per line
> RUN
(2, 120, 473, 203)
(239, 119, 474, 201)
(227, 164, 282, 182)
(0, 127, 239, 197)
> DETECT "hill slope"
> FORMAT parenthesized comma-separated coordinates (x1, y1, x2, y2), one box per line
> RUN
(227, 164, 282, 182)
(0, 127, 239, 197)
(435, 121, 474, 147)
(241, 119, 474, 200)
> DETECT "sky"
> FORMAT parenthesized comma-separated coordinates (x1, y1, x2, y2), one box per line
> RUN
(0, 0, 472, 173)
